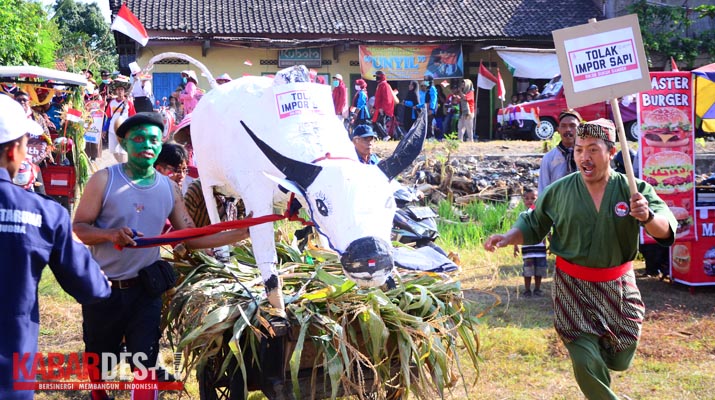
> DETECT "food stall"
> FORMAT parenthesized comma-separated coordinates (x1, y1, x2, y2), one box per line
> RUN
(638, 70, 715, 288)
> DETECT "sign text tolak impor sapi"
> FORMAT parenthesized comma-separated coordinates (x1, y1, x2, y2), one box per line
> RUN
(568, 34, 638, 84)
(275, 89, 327, 119)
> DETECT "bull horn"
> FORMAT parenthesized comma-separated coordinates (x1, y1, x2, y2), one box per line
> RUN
(240, 121, 322, 190)
(377, 110, 427, 180)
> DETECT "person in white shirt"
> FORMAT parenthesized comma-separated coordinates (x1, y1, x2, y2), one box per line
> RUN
(538, 109, 581, 193)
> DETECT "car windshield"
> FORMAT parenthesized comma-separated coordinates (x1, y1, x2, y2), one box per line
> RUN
(538, 76, 562, 99)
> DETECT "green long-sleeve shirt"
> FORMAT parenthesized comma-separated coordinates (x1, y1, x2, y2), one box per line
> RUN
(515, 171, 676, 268)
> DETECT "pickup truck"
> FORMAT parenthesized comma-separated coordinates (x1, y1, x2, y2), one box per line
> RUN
(496, 75, 638, 141)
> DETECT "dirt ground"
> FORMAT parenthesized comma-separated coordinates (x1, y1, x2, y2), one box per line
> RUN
(373, 137, 715, 158)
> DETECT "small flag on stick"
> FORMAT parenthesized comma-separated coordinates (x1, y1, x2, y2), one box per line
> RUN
(66, 108, 83, 123)
(497, 69, 506, 101)
(670, 57, 679, 72)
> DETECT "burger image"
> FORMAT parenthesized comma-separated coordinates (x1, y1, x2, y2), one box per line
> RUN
(669, 206, 693, 238)
(671, 244, 690, 275)
(641, 107, 691, 147)
(642, 151, 693, 194)
(704, 247, 715, 276)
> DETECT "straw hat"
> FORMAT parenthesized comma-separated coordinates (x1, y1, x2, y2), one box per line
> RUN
(109, 75, 131, 92)
(215, 73, 232, 82)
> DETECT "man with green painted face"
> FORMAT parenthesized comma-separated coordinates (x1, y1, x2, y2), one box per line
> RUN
(73, 113, 250, 400)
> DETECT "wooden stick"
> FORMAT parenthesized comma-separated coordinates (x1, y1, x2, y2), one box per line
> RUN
(585, 18, 638, 196)
(610, 97, 637, 195)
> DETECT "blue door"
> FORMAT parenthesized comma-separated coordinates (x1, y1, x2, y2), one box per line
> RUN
(153, 72, 183, 107)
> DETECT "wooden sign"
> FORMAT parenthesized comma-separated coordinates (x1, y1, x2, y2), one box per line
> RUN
(553, 14, 651, 108)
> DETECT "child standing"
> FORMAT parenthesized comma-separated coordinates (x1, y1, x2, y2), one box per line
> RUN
(513, 187, 548, 297)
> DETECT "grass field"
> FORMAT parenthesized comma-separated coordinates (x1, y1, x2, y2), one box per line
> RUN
(34, 201, 715, 400)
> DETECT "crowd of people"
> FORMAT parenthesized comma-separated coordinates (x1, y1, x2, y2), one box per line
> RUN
(336, 72, 476, 141)
(0, 64, 243, 400)
(508, 83, 541, 105)
(0, 63, 680, 400)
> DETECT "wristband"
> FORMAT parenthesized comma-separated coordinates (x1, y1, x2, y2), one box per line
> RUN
(639, 208, 655, 227)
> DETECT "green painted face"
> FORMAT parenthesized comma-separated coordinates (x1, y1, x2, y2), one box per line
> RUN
(121, 124, 163, 175)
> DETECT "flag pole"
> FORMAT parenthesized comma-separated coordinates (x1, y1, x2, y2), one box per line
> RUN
(476, 60, 482, 139)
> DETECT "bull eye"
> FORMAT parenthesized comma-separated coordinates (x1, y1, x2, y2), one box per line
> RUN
(314, 193, 330, 216)
(315, 199, 329, 216)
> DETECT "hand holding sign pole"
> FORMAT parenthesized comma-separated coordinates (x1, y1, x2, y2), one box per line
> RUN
(553, 14, 652, 195)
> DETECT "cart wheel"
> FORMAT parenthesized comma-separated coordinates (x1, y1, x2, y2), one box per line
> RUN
(197, 351, 247, 400)
(197, 359, 230, 400)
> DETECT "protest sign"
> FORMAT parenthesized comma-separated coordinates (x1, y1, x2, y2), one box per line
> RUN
(553, 14, 651, 108)
(553, 14, 652, 195)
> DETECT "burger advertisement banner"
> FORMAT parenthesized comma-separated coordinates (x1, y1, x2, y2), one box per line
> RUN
(638, 71, 696, 244)
(671, 209, 715, 285)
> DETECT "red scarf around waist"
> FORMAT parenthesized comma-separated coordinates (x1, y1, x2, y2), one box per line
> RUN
(555, 256, 632, 282)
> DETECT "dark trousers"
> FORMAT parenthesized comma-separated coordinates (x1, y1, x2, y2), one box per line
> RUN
(426, 113, 435, 139)
(639, 243, 670, 275)
(133, 97, 154, 113)
(82, 284, 162, 376)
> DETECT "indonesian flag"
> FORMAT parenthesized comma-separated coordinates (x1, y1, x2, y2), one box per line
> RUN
(66, 108, 83, 123)
(477, 63, 498, 90)
(670, 57, 679, 72)
(497, 69, 506, 101)
(111, 4, 148, 47)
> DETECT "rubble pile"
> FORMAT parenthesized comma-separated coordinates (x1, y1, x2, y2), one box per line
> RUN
(396, 154, 543, 206)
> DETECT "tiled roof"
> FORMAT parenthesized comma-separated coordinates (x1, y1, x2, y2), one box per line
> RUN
(111, 0, 602, 42)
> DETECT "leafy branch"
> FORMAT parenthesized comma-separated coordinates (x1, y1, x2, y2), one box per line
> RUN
(628, 0, 715, 68)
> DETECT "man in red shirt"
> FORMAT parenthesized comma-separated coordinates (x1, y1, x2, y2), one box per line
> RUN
(371, 71, 395, 138)
(332, 74, 348, 122)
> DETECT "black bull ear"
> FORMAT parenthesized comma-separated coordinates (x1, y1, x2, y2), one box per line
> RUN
(240, 121, 322, 189)
(377, 110, 427, 180)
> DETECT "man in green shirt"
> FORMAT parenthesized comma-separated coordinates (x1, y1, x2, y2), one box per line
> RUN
(484, 118, 676, 400)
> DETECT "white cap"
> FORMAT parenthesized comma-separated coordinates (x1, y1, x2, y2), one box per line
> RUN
(334, 74, 343, 81)
(216, 73, 232, 81)
(0, 95, 42, 143)
(181, 70, 198, 82)
(129, 61, 141, 75)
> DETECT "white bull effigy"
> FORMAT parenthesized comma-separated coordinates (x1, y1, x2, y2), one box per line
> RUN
(190, 66, 426, 317)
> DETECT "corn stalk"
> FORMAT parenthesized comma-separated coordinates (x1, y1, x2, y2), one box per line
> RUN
(165, 242, 482, 399)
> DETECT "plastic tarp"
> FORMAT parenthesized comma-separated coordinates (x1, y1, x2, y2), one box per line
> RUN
(393, 246, 458, 273)
(693, 63, 715, 133)
(497, 50, 560, 79)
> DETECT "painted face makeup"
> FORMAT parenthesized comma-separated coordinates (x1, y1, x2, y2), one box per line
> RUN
(122, 125, 163, 177)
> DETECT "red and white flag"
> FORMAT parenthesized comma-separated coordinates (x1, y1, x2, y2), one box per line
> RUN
(670, 57, 679, 72)
(66, 108, 83, 123)
(496, 69, 506, 101)
(111, 4, 148, 47)
(477, 63, 498, 90)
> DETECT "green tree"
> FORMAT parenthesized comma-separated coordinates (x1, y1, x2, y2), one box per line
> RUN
(628, 0, 715, 68)
(0, 0, 59, 66)
(52, 0, 116, 74)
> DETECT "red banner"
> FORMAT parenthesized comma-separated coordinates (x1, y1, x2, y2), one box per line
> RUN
(671, 208, 715, 285)
(638, 71, 696, 243)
